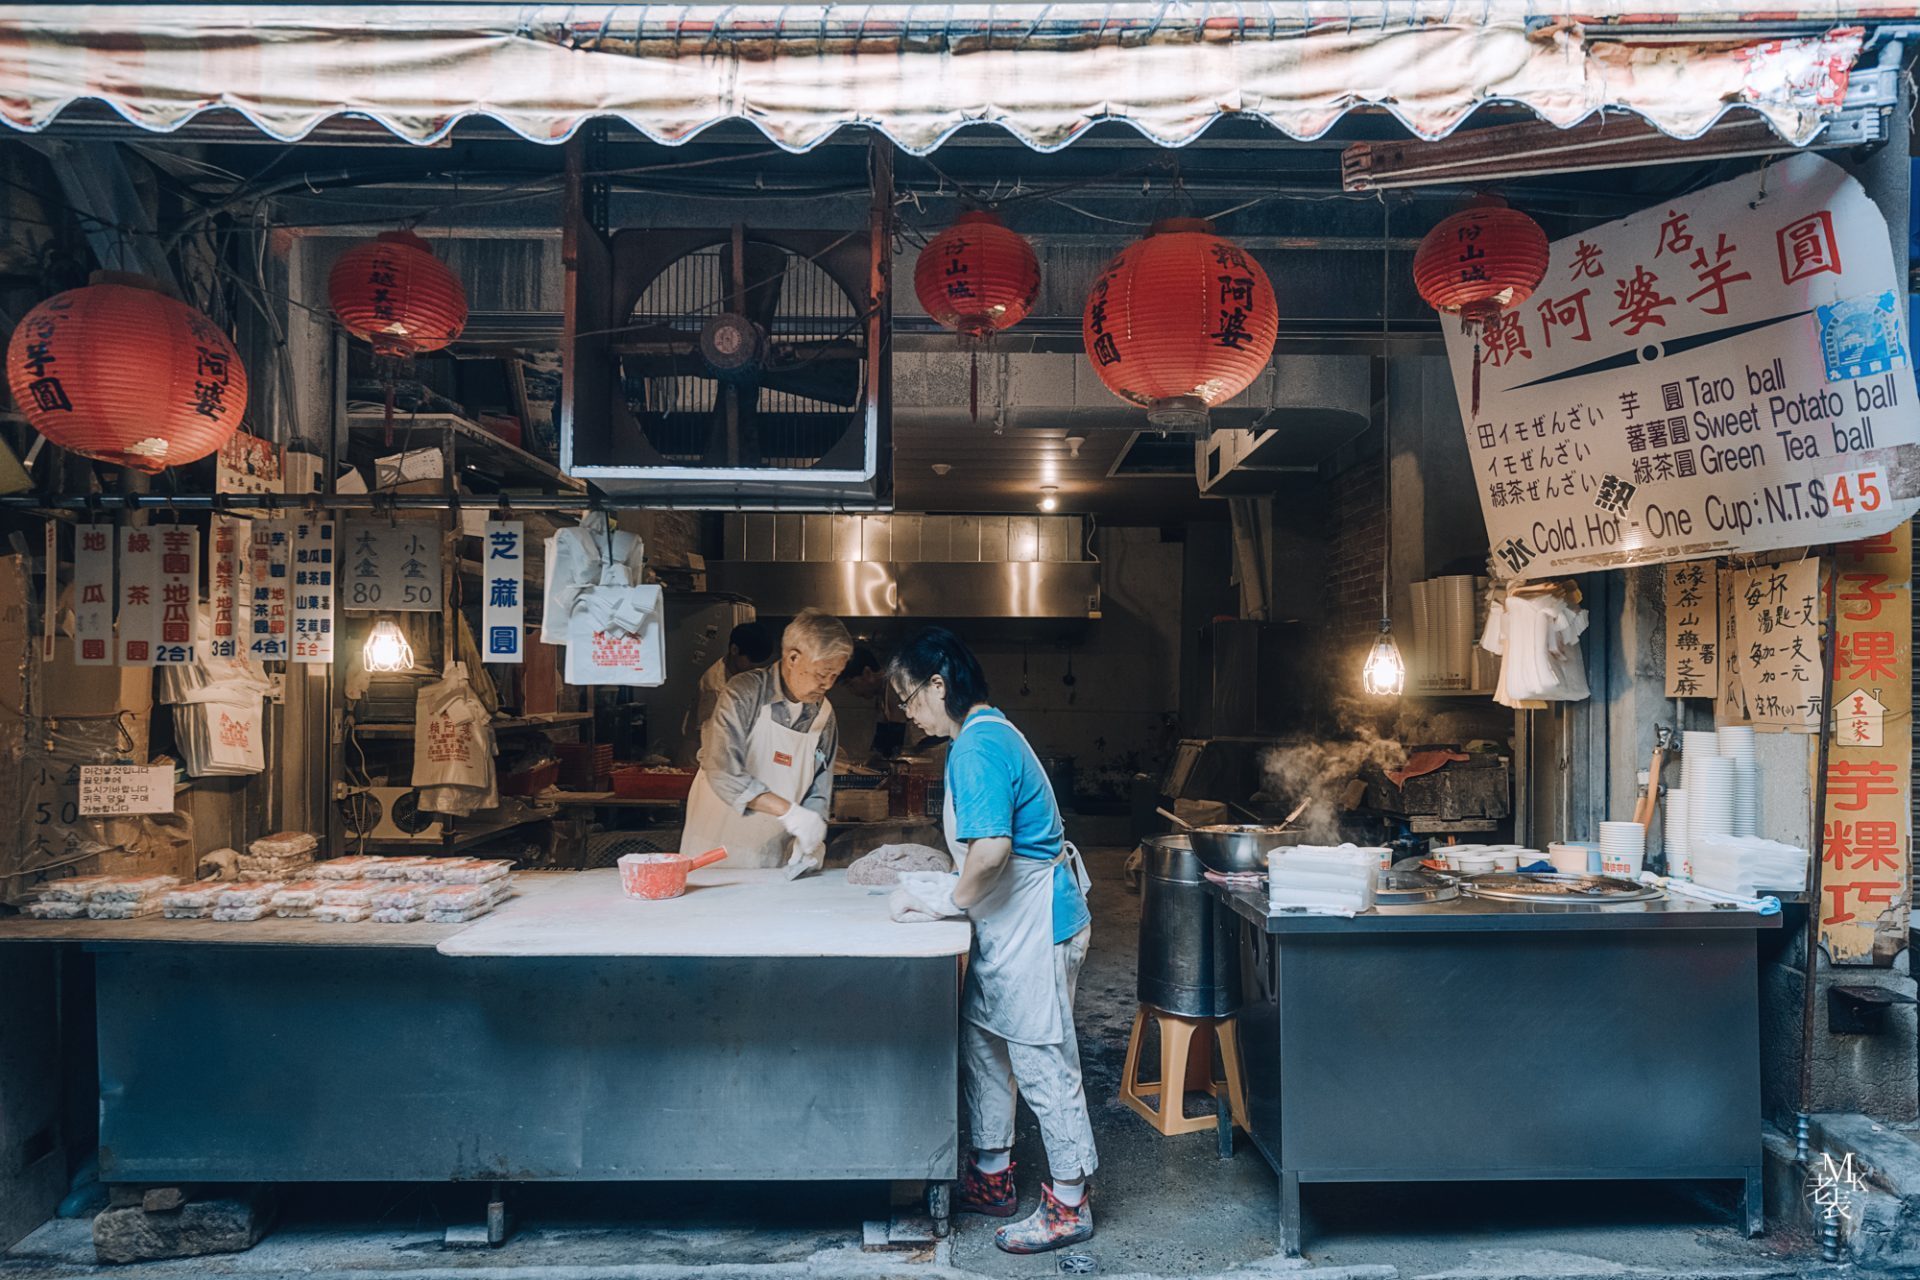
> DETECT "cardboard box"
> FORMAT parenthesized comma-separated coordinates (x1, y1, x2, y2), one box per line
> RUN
(833, 788, 890, 823)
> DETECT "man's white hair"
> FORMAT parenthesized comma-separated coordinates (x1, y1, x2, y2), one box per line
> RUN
(783, 608, 854, 663)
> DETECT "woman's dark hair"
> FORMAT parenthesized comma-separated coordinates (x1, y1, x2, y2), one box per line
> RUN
(729, 621, 776, 663)
(887, 626, 990, 722)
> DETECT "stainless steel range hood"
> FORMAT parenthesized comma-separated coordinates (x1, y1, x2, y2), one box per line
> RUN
(711, 513, 1101, 619)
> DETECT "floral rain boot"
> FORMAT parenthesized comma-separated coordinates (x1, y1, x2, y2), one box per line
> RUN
(993, 1183, 1093, 1254)
(956, 1159, 1018, 1217)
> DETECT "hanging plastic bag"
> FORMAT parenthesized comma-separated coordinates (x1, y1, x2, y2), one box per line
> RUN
(564, 585, 665, 686)
(412, 662, 498, 814)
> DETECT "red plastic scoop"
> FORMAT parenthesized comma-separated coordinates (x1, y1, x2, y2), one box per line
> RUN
(618, 848, 728, 901)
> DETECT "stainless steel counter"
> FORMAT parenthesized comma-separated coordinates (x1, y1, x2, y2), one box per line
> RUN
(1212, 881, 1784, 933)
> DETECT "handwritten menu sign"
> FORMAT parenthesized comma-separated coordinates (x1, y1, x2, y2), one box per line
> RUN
(249, 519, 290, 661)
(209, 516, 251, 659)
(1820, 527, 1913, 965)
(1663, 560, 1719, 698)
(1447, 153, 1920, 580)
(1729, 558, 1821, 731)
(342, 522, 442, 612)
(116, 526, 159, 667)
(291, 519, 334, 664)
(481, 520, 523, 662)
(72, 522, 113, 666)
(78, 764, 173, 816)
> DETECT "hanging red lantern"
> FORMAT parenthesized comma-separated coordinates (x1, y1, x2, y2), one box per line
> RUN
(915, 211, 1041, 422)
(1081, 218, 1278, 431)
(1412, 195, 1549, 414)
(915, 211, 1040, 341)
(5, 276, 247, 473)
(327, 230, 468, 357)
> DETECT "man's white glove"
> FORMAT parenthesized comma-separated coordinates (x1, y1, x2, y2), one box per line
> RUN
(889, 871, 964, 923)
(784, 843, 825, 881)
(778, 804, 828, 857)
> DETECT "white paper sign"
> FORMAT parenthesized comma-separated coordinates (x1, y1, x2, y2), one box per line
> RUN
(291, 519, 335, 664)
(342, 521, 442, 612)
(249, 518, 290, 661)
(1837, 686, 1887, 747)
(116, 526, 160, 667)
(209, 515, 251, 659)
(1730, 557, 1822, 731)
(1664, 559, 1719, 698)
(1449, 153, 1920, 580)
(72, 522, 113, 666)
(481, 519, 524, 663)
(153, 525, 198, 666)
(78, 764, 173, 816)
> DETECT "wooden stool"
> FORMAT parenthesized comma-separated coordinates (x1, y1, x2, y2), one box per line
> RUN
(1118, 1005, 1248, 1136)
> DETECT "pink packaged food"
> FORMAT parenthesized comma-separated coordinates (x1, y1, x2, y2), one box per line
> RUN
(270, 881, 325, 913)
(371, 905, 422, 923)
(249, 830, 319, 860)
(364, 857, 424, 881)
(218, 882, 283, 908)
(312, 902, 371, 923)
(211, 903, 271, 922)
(88, 899, 164, 920)
(28, 900, 86, 920)
(319, 880, 380, 907)
(39, 875, 117, 904)
(90, 875, 180, 905)
(316, 857, 386, 881)
(370, 883, 433, 911)
(404, 858, 473, 882)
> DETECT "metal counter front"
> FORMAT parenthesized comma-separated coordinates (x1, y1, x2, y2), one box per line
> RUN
(2, 871, 967, 1209)
(1211, 883, 1780, 1257)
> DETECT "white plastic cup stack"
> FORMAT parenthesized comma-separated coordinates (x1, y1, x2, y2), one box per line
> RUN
(1718, 726, 1759, 837)
(1598, 821, 1647, 878)
(1663, 789, 1692, 879)
(1679, 731, 1722, 794)
(1688, 755, 1736, 853)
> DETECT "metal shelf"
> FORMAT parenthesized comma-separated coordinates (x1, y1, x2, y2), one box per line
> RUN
(345, 413, 584, 495)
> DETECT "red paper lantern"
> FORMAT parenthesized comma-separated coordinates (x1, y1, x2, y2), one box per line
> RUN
(1412, 196, 1548, 413)
(1082, 219, 1278, 430)
(914, 211, 1041, 341)
(327, 230, 468, 357)
(5, 277, 247, 473)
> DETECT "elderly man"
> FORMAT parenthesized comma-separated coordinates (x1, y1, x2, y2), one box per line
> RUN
(681, 608, 853, 878)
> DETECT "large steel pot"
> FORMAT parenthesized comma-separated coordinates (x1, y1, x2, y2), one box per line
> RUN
(1188, 823, 1291, 875)
(1137, 833, 1242, 1017)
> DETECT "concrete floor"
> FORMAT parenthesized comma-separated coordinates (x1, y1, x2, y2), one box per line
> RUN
(1, 849, 1831, 1279)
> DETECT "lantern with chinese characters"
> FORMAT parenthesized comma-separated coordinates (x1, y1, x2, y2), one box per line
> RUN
(915, 211, 1041, 421)
(4, 275, 248, 473)
(1081, 219, 1277, 431)
(1412, 195, 1549, 413)
(327, 230, 468, 357)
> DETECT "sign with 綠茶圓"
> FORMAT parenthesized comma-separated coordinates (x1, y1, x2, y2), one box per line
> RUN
(1447, 152, 1920, 580)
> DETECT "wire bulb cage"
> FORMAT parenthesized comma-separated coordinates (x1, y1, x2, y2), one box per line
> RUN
(363, 618, 415, 673)
(1362, 620, 1406, 698)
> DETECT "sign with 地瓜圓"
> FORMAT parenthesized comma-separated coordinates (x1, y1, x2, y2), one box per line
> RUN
(1446, 153, 1920, 580)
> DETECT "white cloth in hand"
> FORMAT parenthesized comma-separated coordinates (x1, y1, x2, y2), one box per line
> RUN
(889, 871, 963, 923)
(778, 804, 828, 854)
(784, 844, 825, 880)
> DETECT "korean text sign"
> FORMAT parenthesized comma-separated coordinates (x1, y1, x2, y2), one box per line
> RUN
(1445, 153, 1920, 579)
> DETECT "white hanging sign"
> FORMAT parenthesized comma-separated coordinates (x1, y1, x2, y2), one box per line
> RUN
(249, 518, 290, 662)
(72, 522, 114, 666)
(481, 520, 524, 663)
(209, 515, 251, 660)
(77, 764, 174, 816)
(116, 526, 160, 667)
(153, 525, 199, 666)
(291, 518, 335, 664)
(1449, 153, 1920, 579)
(342, 521, 442, 612)
(1836, 686, 1887, 748)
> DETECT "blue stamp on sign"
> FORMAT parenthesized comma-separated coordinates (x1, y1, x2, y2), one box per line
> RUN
(1817, 291, 1908, 382)
(488, 626, 518, 656)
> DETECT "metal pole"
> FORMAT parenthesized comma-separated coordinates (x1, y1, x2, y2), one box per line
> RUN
(1798, 547, 1841, 1185)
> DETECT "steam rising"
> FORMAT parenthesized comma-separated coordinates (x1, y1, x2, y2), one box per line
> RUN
(1256, 697, 1413, 844)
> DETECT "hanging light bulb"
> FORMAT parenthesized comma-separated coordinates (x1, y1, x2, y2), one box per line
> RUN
(1363, 620, 1406, 697)
(1038, 486, 1059, 512)
(362, 618, 414, 673)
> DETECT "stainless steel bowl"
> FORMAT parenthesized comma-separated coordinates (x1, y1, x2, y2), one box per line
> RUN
(1187, 823, 1292, 875)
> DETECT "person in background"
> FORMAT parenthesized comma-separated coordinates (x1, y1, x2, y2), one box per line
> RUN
(830, 644, 909, 765)
(684, 621, 776, 758)
(884, 626, 1096, 1254)
(681, 609, 851, 879)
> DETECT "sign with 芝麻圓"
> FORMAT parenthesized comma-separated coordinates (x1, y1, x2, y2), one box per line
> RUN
(1445, 153, 1920, 580)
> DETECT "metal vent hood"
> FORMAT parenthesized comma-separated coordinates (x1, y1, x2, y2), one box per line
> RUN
(709, 514, 1100, 620)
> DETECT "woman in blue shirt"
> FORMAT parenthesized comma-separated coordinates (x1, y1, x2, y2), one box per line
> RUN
(886, 626, 1096, 1254)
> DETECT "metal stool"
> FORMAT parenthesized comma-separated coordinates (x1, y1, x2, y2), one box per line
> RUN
(1118, 1005, 1248, 1137)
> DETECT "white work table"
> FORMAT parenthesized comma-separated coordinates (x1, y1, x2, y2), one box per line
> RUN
(437, 867, 971, 958)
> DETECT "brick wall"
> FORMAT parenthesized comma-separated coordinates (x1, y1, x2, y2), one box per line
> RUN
(1324, 455, 1387, 648)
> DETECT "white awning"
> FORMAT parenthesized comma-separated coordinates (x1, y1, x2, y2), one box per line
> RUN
(0, 5, 1873, 153)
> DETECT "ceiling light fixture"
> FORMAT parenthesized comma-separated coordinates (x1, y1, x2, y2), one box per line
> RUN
(362, 618, 415, 674)
(931, 463, 951, 476)
(1362, 197, 1404, 698)
(1038, 486, 1059, 512)
(1065, 435, 1086, 459)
